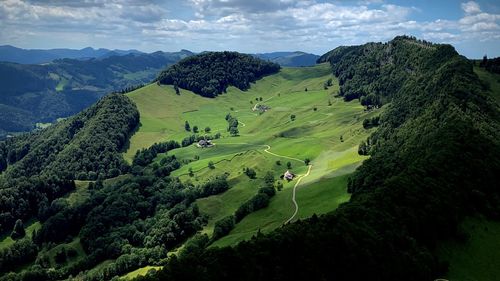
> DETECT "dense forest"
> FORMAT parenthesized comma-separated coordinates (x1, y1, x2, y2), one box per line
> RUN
(0, 94, 138, 234)
(157, 52, 280, 97)
(0, 137, 232, 281)
(132, 36, 500, 281)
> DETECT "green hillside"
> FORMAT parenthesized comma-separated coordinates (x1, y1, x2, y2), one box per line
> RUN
(126, 63, 377, 248)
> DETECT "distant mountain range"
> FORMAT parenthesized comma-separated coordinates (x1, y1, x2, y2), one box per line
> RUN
(0, 45, 143, 64)
(254, 51, 320, 67)
(0, 45, 320, 67)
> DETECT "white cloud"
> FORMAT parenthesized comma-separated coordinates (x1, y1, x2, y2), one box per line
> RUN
(461, 1, 481, 14)
(0, 0, 499, 57)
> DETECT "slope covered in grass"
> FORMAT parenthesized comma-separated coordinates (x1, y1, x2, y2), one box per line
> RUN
(127, 63, 375, 248)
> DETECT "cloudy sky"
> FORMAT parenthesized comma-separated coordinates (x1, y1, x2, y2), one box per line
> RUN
(0, 0, 499, 58)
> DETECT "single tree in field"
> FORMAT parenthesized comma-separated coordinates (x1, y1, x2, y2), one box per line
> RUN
(185, 121, 191, 132)
(174, 83, 180, 95)
(286, 162, 292, 169)
(276, 160, 281, 166)
(188, 167, 194, 177)
(304, 158, 310, 165)
(290, 114, 296, 121)
(208, 161, 215, 169)
(11, 219, 25, 240)
(205, 127, 211, 133)
(193, 126, 199, 133)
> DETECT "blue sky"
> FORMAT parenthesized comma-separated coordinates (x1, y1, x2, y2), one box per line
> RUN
(0, 0, 499, 58)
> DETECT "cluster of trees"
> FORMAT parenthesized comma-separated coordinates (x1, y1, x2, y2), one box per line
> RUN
(225, 114, 239, 136)
(211, 172, 276, 242)
(118, 83, 145, 94)
(181, 133, 220, 147)
(479, 55, 500, 74)
(132, 141, 180, 167)
(0, 177, 75, 234)
(0, 238, 38, 273)
(157, 52, 280, 98)
(362, 116, 380, 129)
(234, 172, 276, 223)
(134, 37, 500, 281)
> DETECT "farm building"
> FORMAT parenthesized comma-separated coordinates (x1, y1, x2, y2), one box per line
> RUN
(197, 139, 213, 148)
(283, 170, 295, 180)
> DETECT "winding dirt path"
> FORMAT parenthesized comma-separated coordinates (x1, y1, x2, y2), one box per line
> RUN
(262, 145, 303, 163)
(284, 164, 312, 224)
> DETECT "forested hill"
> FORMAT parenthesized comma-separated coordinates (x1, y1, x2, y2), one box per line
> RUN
(0, 94, 139, 180)
(0, 94, 139, 234)
(138, 36, 500, 281)
(157, 51, 281, 97)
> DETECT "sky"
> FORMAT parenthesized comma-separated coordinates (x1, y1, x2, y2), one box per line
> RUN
(0, 0, 499, 58)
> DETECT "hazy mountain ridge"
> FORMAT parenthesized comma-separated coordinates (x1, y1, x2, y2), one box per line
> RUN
(0, 45, 143, 64)
(254, 51, 320, 66)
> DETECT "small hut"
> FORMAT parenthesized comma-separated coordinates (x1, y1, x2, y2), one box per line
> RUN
(283, 170, 295, 181)
(197, 139, 213, 148)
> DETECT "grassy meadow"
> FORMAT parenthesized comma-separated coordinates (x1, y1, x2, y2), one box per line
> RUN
(125, 63, 380, 248)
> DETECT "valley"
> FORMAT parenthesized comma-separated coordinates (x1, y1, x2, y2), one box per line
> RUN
(125, 63, 376, 250)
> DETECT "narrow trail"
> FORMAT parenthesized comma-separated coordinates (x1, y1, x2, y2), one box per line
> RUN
(284, 164, 313, 224)
(262, 145, 303, 163)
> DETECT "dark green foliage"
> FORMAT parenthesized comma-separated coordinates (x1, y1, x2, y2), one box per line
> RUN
(304, 158, 310, 165)
(2, 94, 139, 180)
(362, 116, 380, 129)
(225, 113, 239, 136)
(208, 161, 215, 169)
(290, 114, 296, 121)
(10, 219, 25, 240)
(157, 52, 280, 98)
(244, 167, 256, 179)
(479, 56, 500, 74)
(192, 126, 199, 134)
(234, 193, 270, 223)
(286, 162, 292, 169)
(197, 175, 230, 198)
(0, 238, 38, 273)
(212, 215, 235, 241)
(137, 36, 500, 281)
(133, 141, 180, 167)
(54, 248, 67, 264)
(184, 121, 190, 132)
(0, 177, 75, 234)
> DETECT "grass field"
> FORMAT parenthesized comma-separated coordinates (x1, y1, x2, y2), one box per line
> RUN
(126, 63, 379, 249)
(438, 217, 500, 281)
